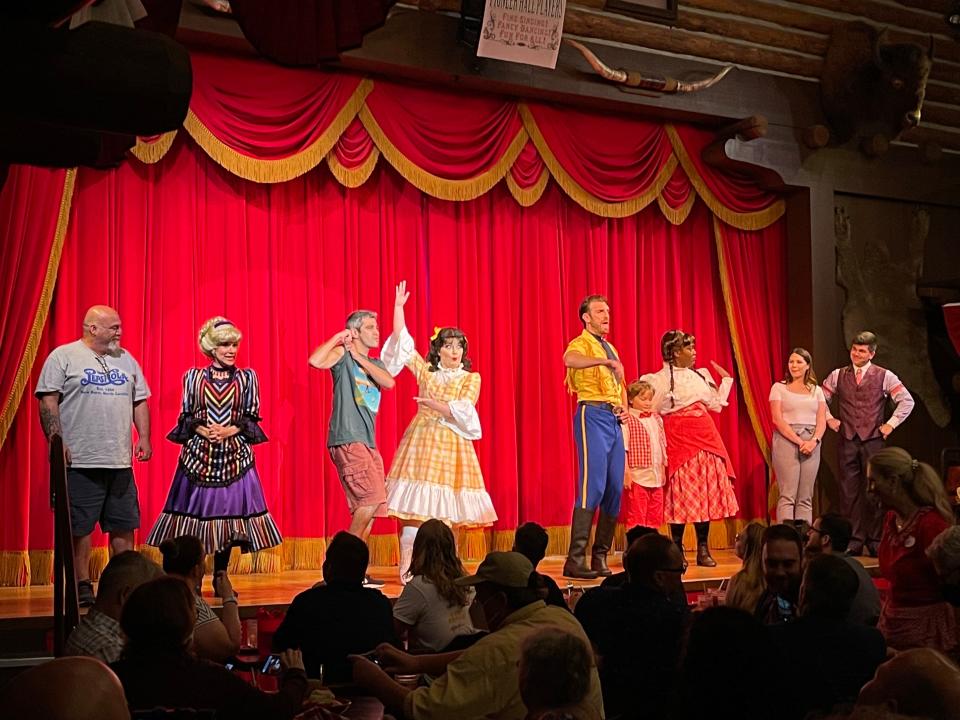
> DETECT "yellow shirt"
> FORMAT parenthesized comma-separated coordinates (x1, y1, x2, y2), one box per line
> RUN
(564, 330, 624, 405)
(404, 601, 604, 720)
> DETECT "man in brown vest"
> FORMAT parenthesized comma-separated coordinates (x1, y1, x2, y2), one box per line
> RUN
(822, 331, 914, 556)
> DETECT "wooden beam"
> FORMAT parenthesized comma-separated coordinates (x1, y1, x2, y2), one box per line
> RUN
(675, 8, 829, 56)
(563, 8, 824, 77)
(930, 60, 960, 84)
(923, 102, 960, 127)
(928, 81, 960, 105)
(893, 0, 952, 13)
(796, 0, 949, 36)
(679, 0, 960, 63)
(903, 124, 960, 150)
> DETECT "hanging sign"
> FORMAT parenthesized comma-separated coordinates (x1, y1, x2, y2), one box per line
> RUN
(477, 0, 567, 70)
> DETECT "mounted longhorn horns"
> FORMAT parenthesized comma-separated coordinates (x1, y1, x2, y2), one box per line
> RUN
(566, 39, 734, 93)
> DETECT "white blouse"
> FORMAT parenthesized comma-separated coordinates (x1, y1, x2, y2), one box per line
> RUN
(641, 362, 733, 415)
(381, 327, 482, 440)
(768, 382, 825, 426)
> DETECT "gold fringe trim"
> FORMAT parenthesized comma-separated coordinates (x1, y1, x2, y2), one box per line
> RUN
(505, 167, 549, 208)
(283, 537, 327, 571)
(327, 146, 380, 188)
(713, 216, 772, 466)
(657, 190, 696, 226)
(29, 550, 53, 586)
(0, 551, 30, 587)
(88, 545, 109, 581)
(519, 103, 675, 219)
(665, 125, 784, 231)
(359, 105, 529, 202)
(183, 78, 373, 184)
(129, 131, 178, 164)
(368, 533, 398, 567)
(0, 168, 77, 452)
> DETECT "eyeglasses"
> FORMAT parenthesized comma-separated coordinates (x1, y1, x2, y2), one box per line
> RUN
(658, 560, 688, 575)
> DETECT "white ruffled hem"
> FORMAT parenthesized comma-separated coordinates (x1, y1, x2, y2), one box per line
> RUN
(386, 477, 498, 527)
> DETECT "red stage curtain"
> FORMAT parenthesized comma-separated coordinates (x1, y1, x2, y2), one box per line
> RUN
(0, 136, 779, 584)
(0, 166, 75, 583)
(945, 303, 960, 356)
(714, 217, 789, 487)
(126, 51, 784, 226)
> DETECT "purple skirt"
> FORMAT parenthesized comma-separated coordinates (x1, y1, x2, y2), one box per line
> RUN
(145, 465, 282, 554)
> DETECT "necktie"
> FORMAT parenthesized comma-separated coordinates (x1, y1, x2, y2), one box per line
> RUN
(855, 368, 862, 385)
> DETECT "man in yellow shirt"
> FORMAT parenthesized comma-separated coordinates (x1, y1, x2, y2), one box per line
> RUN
(563, 294, 628, 579)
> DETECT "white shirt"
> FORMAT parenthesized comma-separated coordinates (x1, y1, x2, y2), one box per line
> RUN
(768, 383, 826, 426)
(641, 362, 733, 415)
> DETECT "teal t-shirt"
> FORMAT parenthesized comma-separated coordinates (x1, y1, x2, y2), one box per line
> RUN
(327, 351, 385, 449)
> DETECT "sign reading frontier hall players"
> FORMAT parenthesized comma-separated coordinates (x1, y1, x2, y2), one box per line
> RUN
(477, 0, 567, 70)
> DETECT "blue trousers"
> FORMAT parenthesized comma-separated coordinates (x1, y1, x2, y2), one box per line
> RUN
(573, 403, 625, 517)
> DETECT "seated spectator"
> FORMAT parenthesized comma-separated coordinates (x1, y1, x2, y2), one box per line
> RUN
(771, 554, 886, 720)
(111, 576, 306, 720)
(574, 534, 689, 720)
(804, 513, 881, 625)
(1, 656, 130, 720)
(351, 551, 603, 720)
(725, 522, 765, 613)
(858, 648, 960, 720)
(273, 531, 398, 682)
(599, 524, 659, 589)
(64, 550, 162, 662)
(869, 447, 957, 653)
(754, 523, 802, 625)
(393, 519, 480, 652)
(159, 535, 241, 662)
(514, 521, 567, 607)
(519, 629, 594, 720)
(676, 606, 781, 720)
(926, 525, 960, 607)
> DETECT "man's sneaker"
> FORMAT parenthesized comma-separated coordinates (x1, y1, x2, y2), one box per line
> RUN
(362, 574, 385, 588)
(78, 580, 95, 607)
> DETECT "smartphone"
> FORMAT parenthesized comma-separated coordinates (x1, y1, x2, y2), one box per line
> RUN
(359, 650, 382, 666)
(261, 654, 282, 674)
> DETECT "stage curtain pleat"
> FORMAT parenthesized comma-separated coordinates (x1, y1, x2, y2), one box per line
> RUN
(714, 217, 789, 516)
(0, 136, 782, 585)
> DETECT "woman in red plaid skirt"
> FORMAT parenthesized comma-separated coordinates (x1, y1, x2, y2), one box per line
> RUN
(640, 330, 739, 567)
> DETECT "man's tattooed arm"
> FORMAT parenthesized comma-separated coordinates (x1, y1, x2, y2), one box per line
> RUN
(38, 396, 62, 440)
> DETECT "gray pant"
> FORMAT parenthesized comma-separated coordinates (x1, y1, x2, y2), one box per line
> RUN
(772, 425, 820, 523)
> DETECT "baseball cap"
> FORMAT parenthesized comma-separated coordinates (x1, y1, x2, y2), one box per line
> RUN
(455, 551, 533, 589)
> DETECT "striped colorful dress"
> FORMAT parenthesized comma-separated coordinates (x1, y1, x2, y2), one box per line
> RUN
(381, 329, 497, 527)
(146, 365, 282, 554)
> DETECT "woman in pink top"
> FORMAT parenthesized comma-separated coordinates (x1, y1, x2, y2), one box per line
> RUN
(769, 348, 827, 525)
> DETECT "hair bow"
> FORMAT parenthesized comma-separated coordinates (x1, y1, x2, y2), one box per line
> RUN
(430, 326, 442, 341)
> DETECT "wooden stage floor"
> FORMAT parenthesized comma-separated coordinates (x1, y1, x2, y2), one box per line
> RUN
(0, 550, 879, 623)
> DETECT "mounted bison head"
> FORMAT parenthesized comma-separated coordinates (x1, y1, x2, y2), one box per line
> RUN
(820, 22, 933, 144)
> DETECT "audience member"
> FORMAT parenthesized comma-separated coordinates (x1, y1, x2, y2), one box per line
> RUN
(574, 534, 689, 720)
(676, 606, 780, 720)
(159, 535, 241, 662)
(754, 523, 802, 624)
(858, 648, 960, 720)
(804, 513, 881, 625)
(771, 554, 886, 720)
(64, 550, 161, 662)
(514, 521, 567, 607)
(927, 525, 960, 607)
(1, 656, 130, 720)
(393, 519, 479, 652)
(351, 551, 603, 720)
(725, 522, 765, 613)
(599, 524, 658, 589)
(519, 629, 594, 720)
(111, 576, 306, 720)
(273, 531, 398, 682)
(869, 447, 956, 653)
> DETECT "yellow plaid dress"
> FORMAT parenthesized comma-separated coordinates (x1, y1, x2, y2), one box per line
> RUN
(385, 350, 497, 527)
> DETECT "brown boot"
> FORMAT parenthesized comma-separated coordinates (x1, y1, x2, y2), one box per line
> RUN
(590, 512, 617, 577)
(696, 542, 717, 567)
(563, 508, 599, 579)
